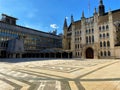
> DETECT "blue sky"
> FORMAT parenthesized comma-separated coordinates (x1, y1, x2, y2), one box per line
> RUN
(0, 0, 119, 34)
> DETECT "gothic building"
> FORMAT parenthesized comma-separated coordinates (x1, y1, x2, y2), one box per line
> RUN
(63, 0, 120, 59)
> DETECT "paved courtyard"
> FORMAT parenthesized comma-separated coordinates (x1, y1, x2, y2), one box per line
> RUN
(0, 58, 120, 90)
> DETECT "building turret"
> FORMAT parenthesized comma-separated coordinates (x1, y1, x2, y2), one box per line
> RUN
(98, 0, 105, 16)
(71, 15, 74, 23)
(94, 8, 97, 15)
(63, 18, 68, 29)
(81, 11, 85, 19)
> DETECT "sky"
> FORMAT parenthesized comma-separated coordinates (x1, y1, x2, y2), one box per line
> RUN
(0, 0, 119, 34)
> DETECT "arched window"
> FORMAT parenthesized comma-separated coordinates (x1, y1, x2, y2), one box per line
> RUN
(100, 34, 102, 38)
(106, 25, 109, 30)
(104, 41, 106, 47)
(108, 51, 111, 56)
(107, 41, 110, 47)
(92, 29, 94, 33)
(89, 29, 91, 34)
(104, 51, 107, 56)
(78, 52, 79, 56)
(92, 36, 94, 43)
(89, 36, 91, 43)
(86, 30, 88, 34)
(103, 33, 105, 38)
(106, 33, 109, 38)
(99, 26, 101, 31)
(86, 36, 88, 44)
(102, 26, 105, 30)
(101, 51, 103, 56)
(100, 42, 102, 47)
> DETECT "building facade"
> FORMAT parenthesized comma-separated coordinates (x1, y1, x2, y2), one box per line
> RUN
(0, 14, 63, 58)
(63, 0, 120, 59)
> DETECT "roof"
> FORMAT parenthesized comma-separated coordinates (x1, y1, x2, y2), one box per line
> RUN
(2, 14, 18, 20)
(98, 9, 120, 24)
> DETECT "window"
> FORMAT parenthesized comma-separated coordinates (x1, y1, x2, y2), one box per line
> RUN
(86, 30, 88, 34)
(86, 36, 88, 44)
(108, 51, 111, 56)
(92, 29, 94, 33)
(100, 42, 102, 47)
(103, 33, 105, 38)
(104, 51, 107, 56)
(106, 33, 109, 38)
(100, 34, 102, 38)
(78, 52, 79, 56)
(89, 29, 91, 34)
(103, 41, 106, 47)
(89, 36, 91, 43)
(106, 25, 109, 30)
(101, 51, 103, 56)
(102, 26, 105, 30)
(99, 26, 101, 31)
(107, 41, 110, 47)
(80, 31, 81, 35)
(75, 44, 77, 49)
(92, 36, 94, 43)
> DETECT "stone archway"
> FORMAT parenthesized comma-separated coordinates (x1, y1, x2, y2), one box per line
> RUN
(86, 47, 94, 59)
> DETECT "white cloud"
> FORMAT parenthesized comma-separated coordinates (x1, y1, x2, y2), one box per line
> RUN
(50, 24, 59, 29)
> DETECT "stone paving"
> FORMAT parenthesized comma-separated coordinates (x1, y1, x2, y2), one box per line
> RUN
(0, 59, 120, 90)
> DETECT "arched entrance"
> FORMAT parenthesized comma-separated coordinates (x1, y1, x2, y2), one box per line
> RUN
(86, 48, 94, 59)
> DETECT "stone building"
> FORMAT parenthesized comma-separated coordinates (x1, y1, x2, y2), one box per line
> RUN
(63, 0, 120, 59)
(0, 14, 63, 58)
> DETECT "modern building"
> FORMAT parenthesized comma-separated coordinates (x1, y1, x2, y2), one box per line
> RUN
(0, 14, 63, 58)
(63, 0, 120, 59)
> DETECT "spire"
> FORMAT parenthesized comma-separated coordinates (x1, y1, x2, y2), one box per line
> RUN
(94, 7, 97, 14)
(82, 11, 85, 18)
(71, 14, 74, 23)
(63, 18, 67, 29)
(109, 8, 112, 14)
(98, 0, 105, 16)
(100, 0, 103, 5)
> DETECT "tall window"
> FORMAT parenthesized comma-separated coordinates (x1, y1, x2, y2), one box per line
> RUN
(101, 51, 103, 56)
(86, 30, 88, 34)
(86, 36, 88, 44)
(104, 51, 107, 56)
(100, 42, 102, 47)
(106, 33, 109, 38)
(108, 51, 111, 56)
(89, 36, 91, 43)
(92, 35, 94, 43)
(107, 41, 110, 47)
(106, 25, 109, 30)
(103, 33, 105, 38)
(99, 26, 101, 31)
(89, 29, 91, 34)
(92, 29, 94, 33)
(104, 41, 106, 47)
(100, 34, 102, 38)
(102, 26, 105, 31)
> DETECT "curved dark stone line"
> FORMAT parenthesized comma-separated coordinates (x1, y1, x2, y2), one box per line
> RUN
(0, 72, 37, 90)
(16, 69, 71, 79)
(15, 69, 64, 80)
(79, 78, 120, 81)
(0, 78, 22, 90)
(74, 80, 85, 90)
(76, 61, 119, 79)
